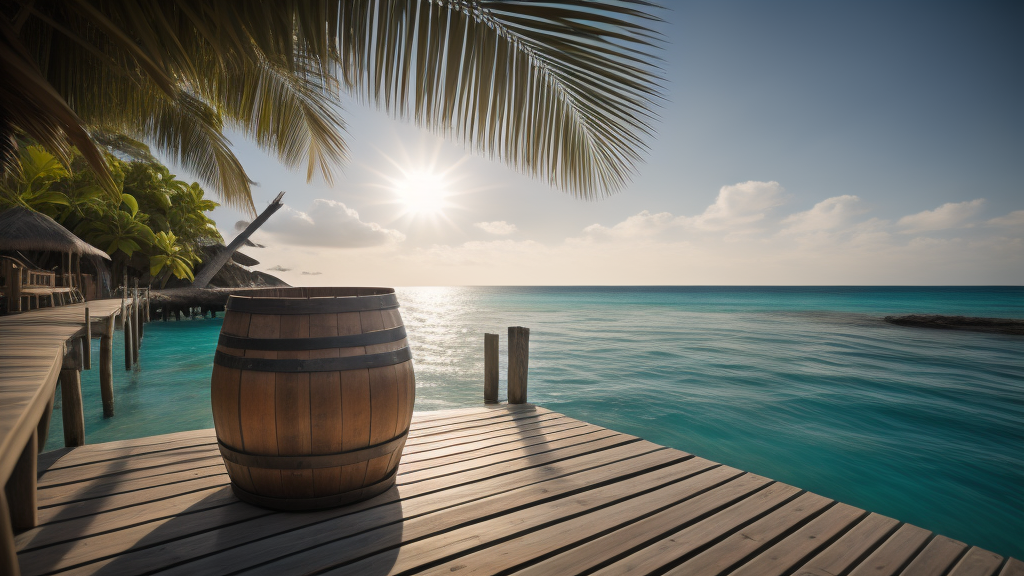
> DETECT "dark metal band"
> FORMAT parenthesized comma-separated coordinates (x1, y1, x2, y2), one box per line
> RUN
(219, 430, 408, 470)
(213, 346, 412, 373)
(229, 466, 399, 511)
(226, 293, 399, 315)
(218, 326, 407, 351)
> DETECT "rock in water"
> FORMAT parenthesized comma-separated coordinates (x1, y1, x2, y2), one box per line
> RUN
(884, 315, 1024, 335)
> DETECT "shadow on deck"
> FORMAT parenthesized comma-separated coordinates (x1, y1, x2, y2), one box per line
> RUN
(16, 404, 1022, 576)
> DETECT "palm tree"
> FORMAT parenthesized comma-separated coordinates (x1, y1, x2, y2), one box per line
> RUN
(1, 1, 663, 214)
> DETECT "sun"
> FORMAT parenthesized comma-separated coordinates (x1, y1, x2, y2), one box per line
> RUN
(392, 170, 451, 217)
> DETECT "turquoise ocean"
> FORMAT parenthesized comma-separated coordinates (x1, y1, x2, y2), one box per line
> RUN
(46, 286, 1023, 559)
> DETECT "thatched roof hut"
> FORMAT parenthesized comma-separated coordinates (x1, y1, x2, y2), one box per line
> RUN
(0, 206, 110, 260)
(230, 250, 259, 267)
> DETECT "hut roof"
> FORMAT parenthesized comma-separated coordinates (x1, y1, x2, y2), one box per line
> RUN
(0, 207, 111, 260)
(230, 251, 259, 267)
(198, 242, 260, 267)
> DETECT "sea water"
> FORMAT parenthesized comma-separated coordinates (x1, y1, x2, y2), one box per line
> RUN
(46, 286, 1023, 558)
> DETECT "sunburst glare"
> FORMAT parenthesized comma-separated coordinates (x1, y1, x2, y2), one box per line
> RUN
(392, 170, 450, 217)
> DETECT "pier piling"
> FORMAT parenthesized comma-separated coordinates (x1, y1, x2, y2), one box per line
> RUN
(508, 326, 530, 404)
(132, 280, 141, 362)
(124, 299, 133, 371)
(484, 333, 499, 403)
(60, 339, 85, 446)
(101, 314, 115, 417)
(83, 307, 91, 370)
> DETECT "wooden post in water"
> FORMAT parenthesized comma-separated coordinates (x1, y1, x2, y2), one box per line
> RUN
(124, 295, 134, 371)
(83, 307, 91, 370)
(5, 429, 37, 529)
(119, 287, 126, 329)
(507, 326, 530, 404)
(484, 333, 499, 403)
(101, 314, 115, 417)
(133, 279, 141, 358)
(61, 339, 85, 446)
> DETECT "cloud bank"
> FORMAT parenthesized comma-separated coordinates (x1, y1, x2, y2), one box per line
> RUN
(261, 199, 405, 248)
(249, 182, 1022, 285)
(474, 221, 518, 235)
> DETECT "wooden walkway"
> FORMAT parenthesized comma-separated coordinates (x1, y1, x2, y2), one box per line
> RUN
(15, 404, 1020, 576)
(0, 300, 128, 482)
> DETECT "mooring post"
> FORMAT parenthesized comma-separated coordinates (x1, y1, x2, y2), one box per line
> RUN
(124, 297, 134, 371)
(83, 307, 91, 370)
(484, 333, 499, 403)
(5, 429, 38, 530)
(119, 286, 126, 330)
(60, 339, 85, 446)
(507, 326, 530, 404)
(101, 314, 115, 417)
(133, 279, 141, 357)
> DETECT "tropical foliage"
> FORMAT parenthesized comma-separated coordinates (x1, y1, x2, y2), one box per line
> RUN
(0, 144, 221, 284)
(1, 1, 663, 213)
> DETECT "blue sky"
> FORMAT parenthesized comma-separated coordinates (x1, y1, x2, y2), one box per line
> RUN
(175, 1, 1023, 285)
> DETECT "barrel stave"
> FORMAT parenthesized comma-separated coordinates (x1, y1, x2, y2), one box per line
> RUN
(368, 365, 400, 446)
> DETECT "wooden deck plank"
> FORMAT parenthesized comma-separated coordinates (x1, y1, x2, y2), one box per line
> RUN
(1000, 558, 1024, 576)
(791, 512, 901, 576)
(37, 464, 227, 507)
(425, 469, 765, 576)
(847, 523, 933, 576)
(588, 483, 803, 575)
(16, 405, 1018, 576)
(947, 548, 1006, 576)
(52, 444, 682, 575)
(397, 421, 599, 469)
(663, 492, 835, 576)
(901, 535, 970, 576)
(727, 502, 867, 576)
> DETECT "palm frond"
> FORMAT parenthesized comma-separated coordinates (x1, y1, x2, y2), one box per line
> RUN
(335, 0, 665, 199)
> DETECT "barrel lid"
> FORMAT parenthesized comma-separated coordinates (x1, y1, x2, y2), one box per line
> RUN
(226, 288, 398, 314)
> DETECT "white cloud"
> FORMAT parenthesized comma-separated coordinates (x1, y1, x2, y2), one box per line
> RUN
(985, 210, 1024, 228)
(684, 181, 787, 231)
(266, 265, 292, 272)
(474, 221, 518, 235)
(897, 199, 984, 233)
(781, 195, 867, 234)
(581, 210, 676, 241)
(579, 181, 787, 241)
(262, 199, 406, 248)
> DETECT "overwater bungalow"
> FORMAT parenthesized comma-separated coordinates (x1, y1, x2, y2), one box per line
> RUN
(0, 207, 112, 314)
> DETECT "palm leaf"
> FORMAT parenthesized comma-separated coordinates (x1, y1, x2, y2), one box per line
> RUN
(333, 0, 665, 199)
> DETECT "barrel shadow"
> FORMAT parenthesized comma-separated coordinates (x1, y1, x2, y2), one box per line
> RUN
(89, 485, 405, 575)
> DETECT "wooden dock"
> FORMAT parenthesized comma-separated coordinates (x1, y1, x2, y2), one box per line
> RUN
(14, 404, 1021, 576)
(0, 297, 144, 575)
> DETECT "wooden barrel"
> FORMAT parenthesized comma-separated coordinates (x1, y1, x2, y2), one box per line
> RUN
(210, 287, 415, 511)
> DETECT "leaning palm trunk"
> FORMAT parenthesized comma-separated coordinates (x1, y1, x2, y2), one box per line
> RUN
(2, 1, 664, 210)
(191, 192, 285, 289)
